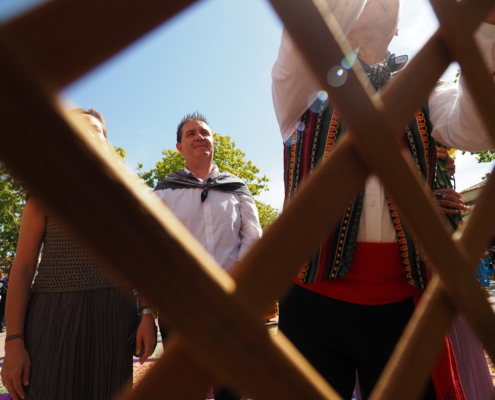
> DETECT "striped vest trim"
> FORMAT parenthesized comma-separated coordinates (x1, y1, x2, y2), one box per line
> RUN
(284, 102, 435, 290)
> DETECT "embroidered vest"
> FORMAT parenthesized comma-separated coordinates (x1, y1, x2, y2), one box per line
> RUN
(284, 99, 436, 290)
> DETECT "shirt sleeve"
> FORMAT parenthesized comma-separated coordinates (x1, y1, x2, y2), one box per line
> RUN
(272, 0, 366, 142)
(237, 195, 263, 262)
(153, 189, 167, 203)
(429, 22, 495, 151)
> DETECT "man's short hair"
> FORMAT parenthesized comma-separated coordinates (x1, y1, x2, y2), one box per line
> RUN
(176, 112, 209, 143)
(71, 107, 107, 138)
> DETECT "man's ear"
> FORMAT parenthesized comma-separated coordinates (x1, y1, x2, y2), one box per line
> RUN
(395, 28, 399, 37)
(176, 142, 183, 154)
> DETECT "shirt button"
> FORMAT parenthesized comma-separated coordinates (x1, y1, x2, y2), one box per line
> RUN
(370, 200, 376, 207)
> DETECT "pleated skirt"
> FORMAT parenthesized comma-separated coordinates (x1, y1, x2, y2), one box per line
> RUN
(23, 287, 137, 400)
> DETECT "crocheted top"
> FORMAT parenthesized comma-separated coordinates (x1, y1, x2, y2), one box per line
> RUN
(31, 216, 119, 293)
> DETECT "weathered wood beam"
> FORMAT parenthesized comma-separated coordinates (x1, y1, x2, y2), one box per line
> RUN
(430, 0, 495, 144)
(0, 0, 199, 91)
(0, 26, 343, 400)
(268, 1, 495, 399)
(117, 335, 213, 400)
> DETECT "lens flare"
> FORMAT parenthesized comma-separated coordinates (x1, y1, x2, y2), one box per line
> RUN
(308, 91, 329, 113)
(295, 121, 306, 132)
(317, 91, 328, 102)
(327, 66, 348, 88)
(341, 48, 359, 70)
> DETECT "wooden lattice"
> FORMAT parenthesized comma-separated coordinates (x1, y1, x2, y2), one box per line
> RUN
(0, 0, 495, 399)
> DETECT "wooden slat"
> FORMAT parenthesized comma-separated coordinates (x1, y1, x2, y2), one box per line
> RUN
(348, 117, 495, 363)
(369, 115, 495, 400)
(369, 2, 495, 395)
(231, 136, 368, 315)
(370, 278, 455, 400)
(270, 1, 493, 396)
(270, 0, 495, 357)
(460, 169, 495, 258)
(0, 0, 199, 91)
(430, 0, 495, 142)
(118, 335, 214, 400)
(0, 27, 343, 400)
(0, 0, 494, 398)
(381, 31, 451, 133)
(373, 166, 495, 399)
(371, 175, 495, 399)
(115, 0, 480, 390)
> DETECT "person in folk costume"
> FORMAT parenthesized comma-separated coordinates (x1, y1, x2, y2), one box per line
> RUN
(153, 112, 263, 400)
(272, 0, 495, 398)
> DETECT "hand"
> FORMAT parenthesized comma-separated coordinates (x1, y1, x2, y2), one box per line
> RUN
(1, 340, 31, 400)
(436, 147, 456, 176)
(433, 189, 468, 214)
(436, 147, 448, 160)
(134, 314, 156, 365)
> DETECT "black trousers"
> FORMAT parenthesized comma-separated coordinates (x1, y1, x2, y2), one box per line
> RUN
(279, 284, 437, 400)
(158, 319, 240, 400)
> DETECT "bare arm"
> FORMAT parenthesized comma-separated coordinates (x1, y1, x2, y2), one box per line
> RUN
(2, 197, 46, 400)
(134, 294, 158, 365)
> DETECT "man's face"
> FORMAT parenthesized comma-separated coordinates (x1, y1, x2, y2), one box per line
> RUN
(350, 0, 400, 42)
(176, 120, 214, 164)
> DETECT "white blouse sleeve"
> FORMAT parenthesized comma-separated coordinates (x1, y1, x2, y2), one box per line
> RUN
(429, 22, 495, 151)
(272, 0, 366, 142)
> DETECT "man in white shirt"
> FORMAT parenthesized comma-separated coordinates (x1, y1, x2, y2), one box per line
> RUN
(272, 1, 495, 399)
(154, 112, 262, 400)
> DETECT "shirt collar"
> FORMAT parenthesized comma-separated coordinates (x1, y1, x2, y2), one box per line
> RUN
(184, 165, 219, 181)
(357, 52, 408, 73)
(357, 52, 408, 91)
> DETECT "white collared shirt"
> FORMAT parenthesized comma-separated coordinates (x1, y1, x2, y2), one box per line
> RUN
(154, 167, 262, 271)
(272, 0, 495, 242)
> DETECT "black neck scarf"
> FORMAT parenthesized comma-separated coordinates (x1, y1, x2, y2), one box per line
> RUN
(357, 53, 408, 91)
(154, 170, 252, 203)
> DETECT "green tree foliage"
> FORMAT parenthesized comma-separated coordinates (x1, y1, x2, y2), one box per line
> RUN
(461, 150, 495, 164)
(113, 146, 126, 159)
(254, 200, 279, 230)
(138, 149, 185, 189)
(213, 134, 269, 197)
(0, 166, 26, 271)
(138, 133, 278, 229)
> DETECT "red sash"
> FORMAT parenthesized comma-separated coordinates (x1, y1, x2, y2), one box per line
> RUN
(295, 242, 421, 304)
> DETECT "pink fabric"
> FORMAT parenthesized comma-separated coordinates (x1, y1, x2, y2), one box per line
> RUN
(449, 316, 495, 399)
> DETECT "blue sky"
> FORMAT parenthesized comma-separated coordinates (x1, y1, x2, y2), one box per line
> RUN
(2, 0, 493, 209)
